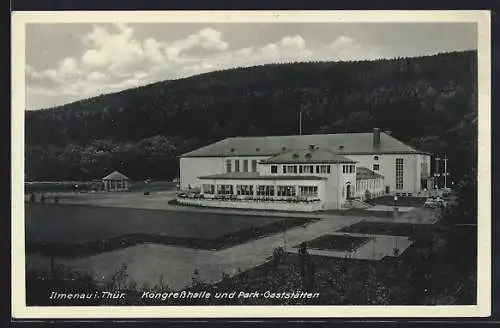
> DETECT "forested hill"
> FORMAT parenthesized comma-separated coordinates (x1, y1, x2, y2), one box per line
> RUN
(26, 50, 478, 181)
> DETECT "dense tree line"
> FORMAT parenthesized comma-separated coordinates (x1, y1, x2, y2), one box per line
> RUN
(25, 51, 477, 181)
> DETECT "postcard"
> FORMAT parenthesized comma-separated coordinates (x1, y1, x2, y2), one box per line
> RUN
(11, 10, 491, 319)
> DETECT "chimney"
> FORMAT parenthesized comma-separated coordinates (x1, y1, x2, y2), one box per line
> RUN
(373, 128, 381, 150)
(308, 144, 316, 151)
(338, 145, 344, 152)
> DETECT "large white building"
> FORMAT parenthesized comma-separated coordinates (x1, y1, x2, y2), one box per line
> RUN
(178, 128, 432, 211)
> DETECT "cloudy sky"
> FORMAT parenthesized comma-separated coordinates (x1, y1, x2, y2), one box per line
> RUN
(25, 22, 477, 110)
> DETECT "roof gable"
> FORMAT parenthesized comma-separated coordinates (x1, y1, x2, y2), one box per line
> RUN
(356, 166, 384, 179)
(102, 171, 130, 180)
(180, 132, 425, 158)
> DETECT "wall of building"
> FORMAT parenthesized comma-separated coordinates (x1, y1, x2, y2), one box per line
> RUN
(179, 157, 225, 190)
(346, 153, 428, 194)
(180, 156, 272, 190)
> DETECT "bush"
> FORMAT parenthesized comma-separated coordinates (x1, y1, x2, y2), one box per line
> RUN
(272, 246, 287, 264)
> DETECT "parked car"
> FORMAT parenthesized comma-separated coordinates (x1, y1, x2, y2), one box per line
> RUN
(424, 197, 447, 208)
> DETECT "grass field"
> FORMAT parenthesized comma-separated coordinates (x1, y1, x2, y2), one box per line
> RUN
(26, 203, 316, 257)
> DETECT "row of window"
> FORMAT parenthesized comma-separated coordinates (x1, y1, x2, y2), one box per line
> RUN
(270, 164, 332, 174)
(202, 184, 318, 197)
(226, 159, 258, 173)
(342, 164, 355, 173)
(356, 178, 382, 190)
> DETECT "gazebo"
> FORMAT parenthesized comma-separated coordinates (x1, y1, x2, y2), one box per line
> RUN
(102, 171, 131, 191)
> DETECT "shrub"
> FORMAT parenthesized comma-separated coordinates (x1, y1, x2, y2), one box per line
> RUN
(272, 246, 287, 264)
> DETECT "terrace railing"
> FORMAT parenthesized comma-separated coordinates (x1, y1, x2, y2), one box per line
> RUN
(177, 193, 321, 203)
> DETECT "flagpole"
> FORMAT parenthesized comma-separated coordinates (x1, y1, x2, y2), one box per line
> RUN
(299, 109, 302, 135)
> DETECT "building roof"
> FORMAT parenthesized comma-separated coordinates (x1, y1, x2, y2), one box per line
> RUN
(261, 148, 355, 164)
(102, 171, 130, 181)
(198, 172, 326, 181)
(180, 131, 427, 158)
(356, 167, 384, 180)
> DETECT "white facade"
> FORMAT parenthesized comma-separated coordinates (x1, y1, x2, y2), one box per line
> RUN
(180, 156, 269, 190)
(347, 153, 430, 195)
(178, 130, 432, 211)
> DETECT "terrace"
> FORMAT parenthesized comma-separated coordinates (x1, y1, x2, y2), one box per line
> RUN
(176, 192, 323, 212)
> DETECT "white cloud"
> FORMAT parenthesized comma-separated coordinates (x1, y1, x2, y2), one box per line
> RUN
(328, 36, 384, 61)
(26, 29, 386, 109)
(58, 57, 80, 76)
(143, 38, 165, 64)
(81, 24, 145, 72)
(87, 71, 106, 82)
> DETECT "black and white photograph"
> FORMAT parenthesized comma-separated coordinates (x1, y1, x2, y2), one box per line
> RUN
(12, 11, 491, 318)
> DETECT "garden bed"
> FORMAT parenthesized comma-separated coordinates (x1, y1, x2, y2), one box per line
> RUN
(338, 221, 434, 237)
(299, 235, 372, 252)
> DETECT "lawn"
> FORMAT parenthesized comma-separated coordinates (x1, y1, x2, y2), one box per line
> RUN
(129, 180, 177, 192)
(26, 203, 316, 257)
(338, 221, 434, 237)
(299, 235, 372, 252)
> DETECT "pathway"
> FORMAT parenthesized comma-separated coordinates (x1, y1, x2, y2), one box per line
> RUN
(27, 215, 363, 291)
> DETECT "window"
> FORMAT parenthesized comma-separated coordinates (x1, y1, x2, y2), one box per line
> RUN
(226, 160, 232, 173)
(318, 165, 330, 173)
(236, 185, 253, 196)
(257, 185, 275, 196)
(374, 156, 379, 160)
(421, 162, 429, 176)
(373, 164, 380, 171)
(284, 165, 297, 174)
(251, 160, 257, 172)
(343, 164, 355, 173)
(271, 165, 278, 174)
(234, 160, 240, 172)
(299, 186, 318, 197)
(277, 185, 296, 197)
(243, 160, 249, 172)
(299, 165, 314, 174)
(202, 184, 215, 194)
(217, 184, 233, 195)
(396, 158, 404, 190)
